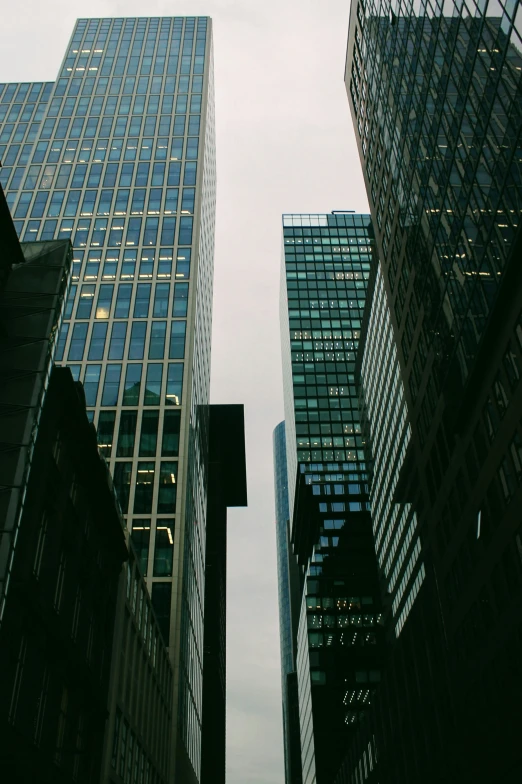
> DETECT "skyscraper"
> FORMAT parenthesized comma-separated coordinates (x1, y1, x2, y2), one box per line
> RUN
(273, 421, 302, 784)
(344, 1, 522, 780)
(0, 16, 217, 782)
(278, 213, 384, 784)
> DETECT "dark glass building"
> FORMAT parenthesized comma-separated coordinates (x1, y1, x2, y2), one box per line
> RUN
(273, 420, 302, 784)
(344, 1, 522, 781)
(279, 213, 385, 784)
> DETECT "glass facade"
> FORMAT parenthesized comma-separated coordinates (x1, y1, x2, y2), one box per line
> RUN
(0, 16, 214, 780)
(348, 0, 522, 403)
(346, 0, 522, 639)
(343, 2, 522, 781)
(280, 213, 384, 784)
(360, 268, 425, 635)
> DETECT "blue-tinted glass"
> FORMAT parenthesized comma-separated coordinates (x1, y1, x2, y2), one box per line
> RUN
(109, 322, 127, 359)
(175, 248, 191, 279)
(68, 322, 88, 360)
(129, 322, 147, 359)
(169, 321, 186, 359)
(123, 363, 142, 405)
(83, 364, 101, 406)
(134, 283, 152, 318)
(178, 216, 192, 245)
(131, 189, 145, 214)
(172, 283, 188, 317)
(97, 189, 114, 215)
(144, 364, 163, 405)
(30, 192, 49, 218)
(64, 190, 81, 216)
(149, 322, 167, 360)
(77, 284, 95, 319)
(81, 190, 97, 216)
(95, 284, 114, 318)
(143, 217, 159, 245)
(114, 283, 132, 318)
(101, 364, 122, 406)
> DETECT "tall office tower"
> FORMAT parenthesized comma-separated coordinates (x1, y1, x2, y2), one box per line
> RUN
(273, 421, 302, 784)
(345, 1, 522, 781)
(0, 16, 215, 783)
(279, 213, 384, 784)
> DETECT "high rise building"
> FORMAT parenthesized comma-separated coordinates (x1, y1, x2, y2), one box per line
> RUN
(273, 420, 302, 784)
(0, 16, 220, 782)
(344, 1, 522, 781)
(278, 213, 385, 784)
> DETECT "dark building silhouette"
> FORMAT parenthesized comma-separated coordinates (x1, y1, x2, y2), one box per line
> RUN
(0, 201, 127, 782)
(273, 421, 302, 784)
(100, 535, 175, 784)
(343, 2, 522, 782)
(201, 404, 247, 784)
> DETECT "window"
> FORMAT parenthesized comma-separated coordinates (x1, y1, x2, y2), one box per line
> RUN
(153, 520, 174, 576)
(178, 216, 193, 244)
(149, 322, 167, 359)
(95, 284, 114, 318)
(68, 323, 88, 360)
(97, 410, 116, 456)
(165, 188, 178, 213)
(161, 216, 176, 244)
(169, 321, 186, 358)
(97, 188, 113, 215)
(117, 410, 138, 457)
(83, 364, 101, 406)
(131, 522, 150, 576)
(162, 410, 181, 456)
(144, 364, 163, 405)
(135, 462, 155, 514)
(139, 411, 159, 456)
(158, 462, 177, 513)
(153, 283, 170, 317)
(172, 283, 188, 317)
(108, 322, 127, 359)
(143, 216, 159, 245)
(101, 363, 122, 406)
(114, 284, 132, 318)
(181, 188, 194, 214)
(166, 364, 183, 405)
(126, 217, 142, 245)
(123, 364, 142, 405)
(113, 462, 132, 513)
(134, 283, 151, 318)
(131, 189, 145, 214)
(151, 583, 172, 644)
(175, 248, 191, 279)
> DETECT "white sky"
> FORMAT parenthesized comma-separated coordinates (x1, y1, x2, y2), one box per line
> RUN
(0, 2, 368, 781)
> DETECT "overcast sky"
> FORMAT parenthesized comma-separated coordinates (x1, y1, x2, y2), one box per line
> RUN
(0, 1, 368, 781)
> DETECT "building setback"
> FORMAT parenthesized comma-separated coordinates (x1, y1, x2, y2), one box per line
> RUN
(278, 213, 385, 784)
(344, 1, 522, 781)
(0, 194, 127, 782)
(0, 16, 240, 783)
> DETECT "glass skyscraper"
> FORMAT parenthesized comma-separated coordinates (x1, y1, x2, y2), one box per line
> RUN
(0, 16, 214, 781)
(343, 0, 522, 781)
(279, 213, 384, 784)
